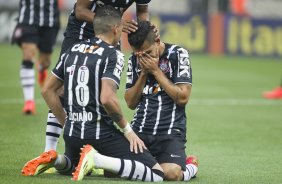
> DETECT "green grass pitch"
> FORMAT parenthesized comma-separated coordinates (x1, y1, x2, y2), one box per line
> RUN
(0, 43, 282, 184)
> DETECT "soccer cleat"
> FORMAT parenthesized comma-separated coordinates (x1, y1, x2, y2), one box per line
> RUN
(186, 155, 198, 178)
(72, 145, 96, 181)
(38, 69, 48, 87)
(22, 150, 57, 176)
(22, 100, 36, 115)
(263, 87, 282, 99)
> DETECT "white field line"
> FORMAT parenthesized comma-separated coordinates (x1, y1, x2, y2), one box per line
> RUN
(0, 98, 281, 106)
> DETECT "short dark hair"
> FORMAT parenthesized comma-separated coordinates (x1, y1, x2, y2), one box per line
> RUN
(93, 5, 122, 35)
(128, 21, 156, 50)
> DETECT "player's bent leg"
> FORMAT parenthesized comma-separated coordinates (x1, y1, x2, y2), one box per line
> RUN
(20, 43, 37, 114)
(160, 163, 183, 181)
(37, 52, 51, 87)
(72, 145, 164, 182)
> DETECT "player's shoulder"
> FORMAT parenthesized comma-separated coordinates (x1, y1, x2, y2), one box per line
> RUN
(164, 43, 189, 60)
(166, 43, 189, 55)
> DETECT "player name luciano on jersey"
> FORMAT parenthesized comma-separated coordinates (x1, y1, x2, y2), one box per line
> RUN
(52, 37, 124, 140)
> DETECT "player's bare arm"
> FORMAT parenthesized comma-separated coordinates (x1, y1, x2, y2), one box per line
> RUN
(124, 71, 147, 109)
(140, 53, 192, 106)
(122, 3, 149, 33)
(136, 4, 149, 21)
(41, 75, 66, 126)
(101, 79, 147, 153)
(75, 0, 95, 23)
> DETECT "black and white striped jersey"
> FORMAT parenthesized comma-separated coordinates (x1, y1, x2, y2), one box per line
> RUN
(126, 43, 192, 135)
(16, 0, 60, 27)
(52, 37, 125, 140)
(64, 0, 151, 40)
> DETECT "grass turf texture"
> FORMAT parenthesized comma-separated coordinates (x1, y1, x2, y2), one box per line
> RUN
(0, 44, 282, 184)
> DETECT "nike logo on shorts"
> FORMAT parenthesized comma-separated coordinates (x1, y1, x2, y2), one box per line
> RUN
(170, 154, 181, 158)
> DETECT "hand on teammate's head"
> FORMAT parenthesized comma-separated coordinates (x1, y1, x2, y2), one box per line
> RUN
(122, 20, 138, 34)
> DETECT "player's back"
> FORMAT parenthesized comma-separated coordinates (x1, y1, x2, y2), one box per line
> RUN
(53, 37, 124, 140)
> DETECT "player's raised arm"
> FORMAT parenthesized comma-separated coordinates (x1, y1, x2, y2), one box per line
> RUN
(124, 57, 148, 110)
(75, 0, 96, 23)
(122, 0, 150, 33)
(140, 52, 192, 106)
(136, 2, 150, 21)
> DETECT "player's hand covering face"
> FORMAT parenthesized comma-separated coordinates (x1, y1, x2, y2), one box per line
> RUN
(138, 52, 160, 75)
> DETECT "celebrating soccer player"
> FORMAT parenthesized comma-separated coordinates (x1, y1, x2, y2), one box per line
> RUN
(125, 21, 199, 181)
(43, 0, 152, 156)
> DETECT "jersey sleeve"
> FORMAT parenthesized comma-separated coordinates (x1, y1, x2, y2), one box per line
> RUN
(125, 55, 138, 90)
(173, 47, 192, 85)
(102, 50, 125, 89)
(51, 53, 68, 81)
(135, 0, 151, 4)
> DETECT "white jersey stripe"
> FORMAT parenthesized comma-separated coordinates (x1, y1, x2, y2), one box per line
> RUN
(49, 0, 54, 27)
(79, 4, 96, 39)
(167, 103, 177, 134)
(81, 56, 89, 139)
(153, 96, 162, 135)
(69, 56, 78, 137)
(29, 0, 34, 25)
(139, 99, 148, 133)
(19, 0, 26, 23)
(39, 0, 44, 26)
(95, 59, 102, 139)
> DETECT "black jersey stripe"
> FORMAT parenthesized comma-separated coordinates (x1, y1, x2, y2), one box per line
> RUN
(17, 0, 59, 27)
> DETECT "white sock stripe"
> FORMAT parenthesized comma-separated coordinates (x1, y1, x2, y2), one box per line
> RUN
(47, 117, 60, 123)
(21, 79, 35, 85)
(46, 125, 63, 135)
(20, 68, 34, 75)
(121, 160, 132, 178)
(183, 164, 198, 181)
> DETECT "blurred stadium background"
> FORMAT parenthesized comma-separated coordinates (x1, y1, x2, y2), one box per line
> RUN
(0, 0, 281, 184)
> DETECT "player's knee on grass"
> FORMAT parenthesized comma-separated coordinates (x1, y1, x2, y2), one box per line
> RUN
(161, 163, 183, 181)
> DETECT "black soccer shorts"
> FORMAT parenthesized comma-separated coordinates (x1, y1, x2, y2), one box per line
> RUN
(63, 129, 158, 174)
(136, 130, 187, 170)
(12, 24, 59, 53)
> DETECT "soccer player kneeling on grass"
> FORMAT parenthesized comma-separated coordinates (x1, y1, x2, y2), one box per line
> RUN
(21, 5, 163, 182)
(125, 21, 198, 181)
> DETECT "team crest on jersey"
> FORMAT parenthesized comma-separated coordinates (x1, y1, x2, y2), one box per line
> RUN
(14, 27, 22, 39)
(159, 59, 170, 73)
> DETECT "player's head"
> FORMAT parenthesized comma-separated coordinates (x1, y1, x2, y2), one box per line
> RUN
(128, 21, 160, 58)
(93, 5, 122, 46)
